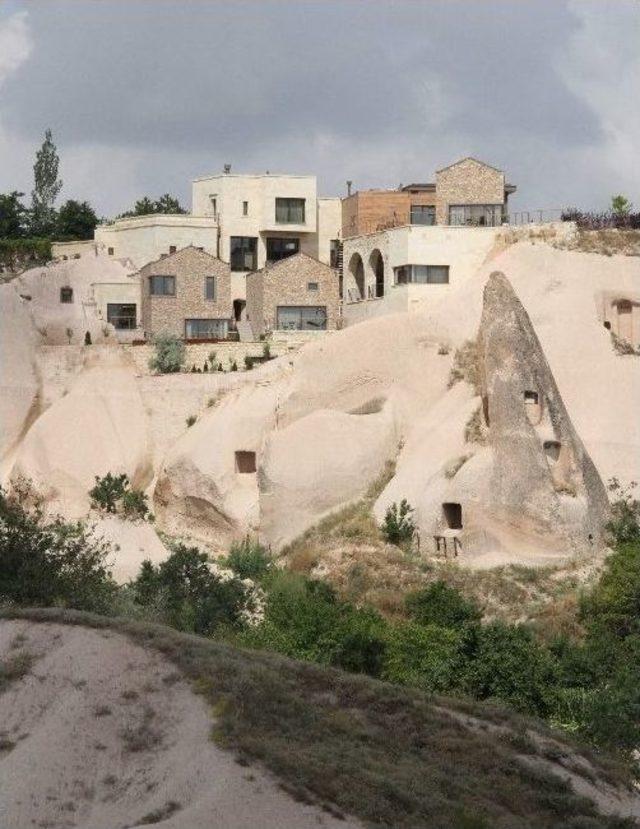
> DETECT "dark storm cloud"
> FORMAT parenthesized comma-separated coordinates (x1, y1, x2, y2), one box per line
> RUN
(0, 0, 637, 214)
(3, 1, 601, 151)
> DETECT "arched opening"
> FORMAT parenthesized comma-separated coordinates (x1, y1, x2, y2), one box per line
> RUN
(370, 249, 384, 298)
(348, 253, 365, 302)
(524, 389, 542, 425)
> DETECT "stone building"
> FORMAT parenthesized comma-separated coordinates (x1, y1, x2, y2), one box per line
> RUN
(138, 246, 233, 340)
(341, 157, 516, 237)
(245, 252, 340, 338)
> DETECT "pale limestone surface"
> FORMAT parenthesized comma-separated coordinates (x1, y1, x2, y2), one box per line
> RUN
(0, 620, 361, 829)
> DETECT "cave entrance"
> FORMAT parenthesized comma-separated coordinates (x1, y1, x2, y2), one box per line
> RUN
(442, 502, 463, 530)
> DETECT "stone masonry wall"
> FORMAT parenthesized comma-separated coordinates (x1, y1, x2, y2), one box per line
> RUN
(435, 158, 505, 224)
(247, 252, 340, 337)
(138, 246, 232, 338)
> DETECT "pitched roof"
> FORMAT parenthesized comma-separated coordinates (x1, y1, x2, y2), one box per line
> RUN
(136, 244, 225, 274)
(436, 157, 504, 174)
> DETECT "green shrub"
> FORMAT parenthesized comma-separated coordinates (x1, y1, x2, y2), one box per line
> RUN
(226, 536, 272, 581)
(381, 499, 415, 546)
(462, 622, 555, 716)
(244, 355, 255, 370)
(406, 581, 481, 630)
(383, 622, 465, 693)
(262, 342, 271, 360)
(186, 414, 197, 427)
(89, 472, 129, 513)
(208, 350, 217, 366)
(230, 359, 238, 372)
(203, 361, 209, 372)
(0, 487, 116, 613)
(132, 545, 246, 635)
(605, 478, 639, 545)
(121, 488, 150, 521)
(148, 333, 185, 374)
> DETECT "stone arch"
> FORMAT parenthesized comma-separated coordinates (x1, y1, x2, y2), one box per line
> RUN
(369, 248, 385, 298)
(348, 252, 365, 301)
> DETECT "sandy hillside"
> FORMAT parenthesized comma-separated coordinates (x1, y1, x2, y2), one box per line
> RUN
(0, 620, 360, 829)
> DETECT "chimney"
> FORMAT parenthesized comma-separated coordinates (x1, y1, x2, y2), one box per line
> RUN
(346, 180, 353, 196)
(223, 163, 231, 174)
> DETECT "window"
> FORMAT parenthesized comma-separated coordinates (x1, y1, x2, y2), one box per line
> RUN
(210, 196, 217, 217)
(107, 247, 114, 256)
(205, 276, 216, 300)
(410, 205, 436, 225)
(169, 245, 177, 255)
(242, 201, 249, 216)
(230, 236, 258, 271)
(448, 204, 503, 227)
(235, 451, 256, 474)
(275, 197, 305, 224)
(393, 265, 449, 285)
(307, 282, 319, 291)
(185, 319, 229, 339)
(276, 306, 327, 331)
(543, 440, 561, 464)
(60, 287, 73, 303)
(442, 502, 462, 530)
(524, 390, 539, 405)
(107, 303, 137, 330)
(266, 237, 299, 262)
(149, 275, 176, 296)
(330, 239, 340, 269)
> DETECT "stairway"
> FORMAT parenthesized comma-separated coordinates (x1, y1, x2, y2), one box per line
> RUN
(235, 320, 255, 342)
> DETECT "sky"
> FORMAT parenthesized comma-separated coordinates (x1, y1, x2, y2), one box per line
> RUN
(0, 0, 638, 218)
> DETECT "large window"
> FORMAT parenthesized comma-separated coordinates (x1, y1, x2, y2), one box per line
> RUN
(60, 287, 73, 303)
(448, 204, 503, 226)
(394, 265, 449, 285)
(149, 275, 175, 295)
(205, 276, 216, 300)
(410, 205, 436, 225)
(107, 303, 137, 330)
(276, 305, 327, 331)
(230, 236, 257, 271)
(275, 197, 305, 224)
(185, 319, 229, 339)
(266, 237, 299, 262)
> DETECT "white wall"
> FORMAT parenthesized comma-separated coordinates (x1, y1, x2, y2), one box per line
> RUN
(95, 216, 219, 269)
(342, 225, 500, 326)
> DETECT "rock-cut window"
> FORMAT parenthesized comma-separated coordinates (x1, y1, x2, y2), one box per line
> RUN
(60, 287, 73, 303)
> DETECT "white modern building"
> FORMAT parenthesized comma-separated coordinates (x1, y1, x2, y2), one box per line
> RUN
(341, 224, 503, 325)
(88, 170, 341, 322)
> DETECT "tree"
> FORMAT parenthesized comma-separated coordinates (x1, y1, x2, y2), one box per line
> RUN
(31, 129, 62, 236)
(117, 193, 187, 219)
(0, 191, 28, 238)
(57, 199, 98, 240)
(611, 194, 632, 217)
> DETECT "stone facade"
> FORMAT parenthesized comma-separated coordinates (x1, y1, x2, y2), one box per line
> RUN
(435, 158, 506, 225)
(246, 252, 340, 337)
(138, 246, 232, 339)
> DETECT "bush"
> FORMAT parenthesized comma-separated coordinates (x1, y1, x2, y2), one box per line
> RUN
(186, 414, 197, 427)
(406, 581, 481, 630)
(226, 536, 272, 581)
(121, 488, 150, 521)
(89, 472, 129, 513)
(0, 487, 116, 613)
(229, 359, 238, 372)
(605, 478, 640, 544)
(448, 339, 480, 392)
(89, 473, 150, 521)
(244, 355, 255, 370)
(383, 622, 466, 693)
(462, 622, 555, 716)
(381, 499, 415, 546)
(148, 333, 185, 374)
(132, 544, 247, 635)
(263, 342, 271, 360)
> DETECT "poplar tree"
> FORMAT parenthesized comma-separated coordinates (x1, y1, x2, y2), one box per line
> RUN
(31, 129, 62, 235)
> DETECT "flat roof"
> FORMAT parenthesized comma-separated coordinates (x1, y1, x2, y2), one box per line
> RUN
(192, 172, 316, 183)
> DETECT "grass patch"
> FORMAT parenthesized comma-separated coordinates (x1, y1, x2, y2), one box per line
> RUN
(121, 704, 163, 753)
(0, 650, 35, 692)
(1, 607, 632, 829)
